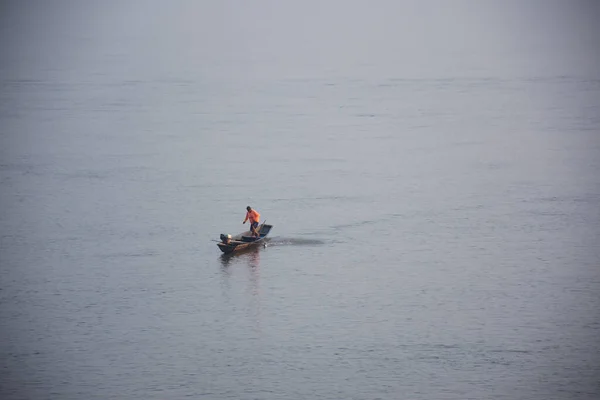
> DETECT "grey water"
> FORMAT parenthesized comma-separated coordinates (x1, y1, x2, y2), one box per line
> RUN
(1, 1, 599, 399)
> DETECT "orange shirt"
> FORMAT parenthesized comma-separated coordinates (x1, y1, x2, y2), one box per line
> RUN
(244, 210, 260, 224)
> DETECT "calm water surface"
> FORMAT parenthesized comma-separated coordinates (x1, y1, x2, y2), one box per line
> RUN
(1, 1, 599, 399)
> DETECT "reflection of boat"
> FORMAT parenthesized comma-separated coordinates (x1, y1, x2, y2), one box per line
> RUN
(219, 246, 261, 269)
(217, 223, 273, 254)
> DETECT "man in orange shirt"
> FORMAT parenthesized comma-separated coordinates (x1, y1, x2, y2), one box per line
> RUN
(243, 206, 261, 237)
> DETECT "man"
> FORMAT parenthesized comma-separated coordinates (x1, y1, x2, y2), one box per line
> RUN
(243, 206, 261, 237)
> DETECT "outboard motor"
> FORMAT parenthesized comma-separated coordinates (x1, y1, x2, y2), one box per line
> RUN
(220, 234, 232, 244)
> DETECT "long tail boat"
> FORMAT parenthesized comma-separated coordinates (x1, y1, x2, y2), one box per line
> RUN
(216, 222, 273, 254)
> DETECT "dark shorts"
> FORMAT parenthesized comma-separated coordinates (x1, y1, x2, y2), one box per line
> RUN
(250, 221, 259, 230)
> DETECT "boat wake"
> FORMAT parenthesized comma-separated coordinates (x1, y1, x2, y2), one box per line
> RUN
(266, 237, 325, 246)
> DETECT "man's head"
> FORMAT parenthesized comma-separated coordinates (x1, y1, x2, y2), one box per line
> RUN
(246, 206, 252, 211)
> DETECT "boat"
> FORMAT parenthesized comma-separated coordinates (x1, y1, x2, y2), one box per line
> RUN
(216, 222, 273, 254)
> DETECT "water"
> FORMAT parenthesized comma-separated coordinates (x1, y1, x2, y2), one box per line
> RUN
(1, 1, 599, 399)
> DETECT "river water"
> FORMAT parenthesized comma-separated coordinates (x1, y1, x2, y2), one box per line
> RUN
(1, 1, 599, 399)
